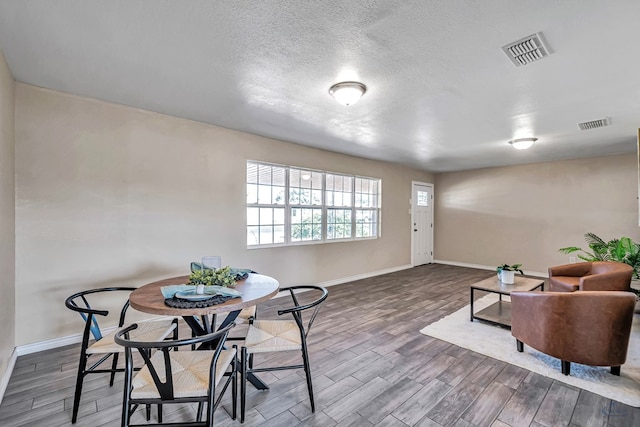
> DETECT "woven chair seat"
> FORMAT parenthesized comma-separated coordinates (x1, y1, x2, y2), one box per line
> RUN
(86, 320, 177, 355)
(131, 349, 236, 399)
(238, 306, 256, 322)
(244, 320, 302, 354)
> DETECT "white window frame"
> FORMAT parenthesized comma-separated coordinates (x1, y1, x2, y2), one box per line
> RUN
(247, 161, 381, 248)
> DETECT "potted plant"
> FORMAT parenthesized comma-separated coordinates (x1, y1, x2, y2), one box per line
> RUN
(558, 232, 640, 278)
(496, 263, 524, 284)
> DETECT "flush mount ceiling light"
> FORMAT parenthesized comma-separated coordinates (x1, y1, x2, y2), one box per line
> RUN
(509, 137, 538, 150)
(329, 81, 367, 106)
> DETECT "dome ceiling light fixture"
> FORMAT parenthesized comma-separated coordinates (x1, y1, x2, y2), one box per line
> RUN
(329, 81, 367, 106)
(509, 137, 538, 150)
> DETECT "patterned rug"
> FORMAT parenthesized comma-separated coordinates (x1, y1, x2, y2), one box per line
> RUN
(420, 294, 640, 407)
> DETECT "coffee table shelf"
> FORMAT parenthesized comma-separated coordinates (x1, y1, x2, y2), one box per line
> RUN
(473, 300, 513, 327)
(470, 276, 544, 329)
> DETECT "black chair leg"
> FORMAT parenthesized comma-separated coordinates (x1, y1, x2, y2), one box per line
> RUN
(196, 403, 204, 421)
(611, 366, 621, 376)
(561, 360, 571, 375)
(516, 340, 523, 352)
(71, 354, 88, 423)
(158, 404, 163, 423)
(300, 344, 315, 412)
(121, 395, 131, 427)
(110, 352, 119, 386)
(240, 347, 248, 423)
(232, 349, 238, 420)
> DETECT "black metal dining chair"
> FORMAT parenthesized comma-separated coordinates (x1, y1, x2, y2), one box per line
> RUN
(64, 287, 178, 423)
(115, 322, 238, 427)
(239, 285, 328, 422)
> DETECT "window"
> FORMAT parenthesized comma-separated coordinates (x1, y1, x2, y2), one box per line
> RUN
(246, 163, 286, 245)
(416, 190, 429, 207)
(326, 173, 352, 240)
(247, 161, 381, 247)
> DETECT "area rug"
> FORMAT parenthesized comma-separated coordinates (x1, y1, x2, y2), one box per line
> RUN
(419, 294, 640, 407)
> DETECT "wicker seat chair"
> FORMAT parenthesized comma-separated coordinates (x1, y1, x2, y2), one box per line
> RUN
(64, 287, 178, 423)
(239, 285, 328, 422)
(115, 322, 237, 427)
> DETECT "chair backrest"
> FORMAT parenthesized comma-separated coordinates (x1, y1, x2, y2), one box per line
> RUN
(114, 322, 235, 400)
(277, 286, 328, 338)
(65, 287, 136, 342)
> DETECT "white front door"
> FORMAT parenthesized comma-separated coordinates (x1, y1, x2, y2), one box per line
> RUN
(411, 182, 434, 266)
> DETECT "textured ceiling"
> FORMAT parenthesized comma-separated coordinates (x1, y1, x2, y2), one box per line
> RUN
(1, 0, 639, 172)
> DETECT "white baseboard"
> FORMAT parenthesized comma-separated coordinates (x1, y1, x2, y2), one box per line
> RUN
(312, 264, 414, 288)
(16, 333, 89, 357)
(0, 348, 18, 405)
(433, 259, 547, 278)
(15, 316, 173, 357)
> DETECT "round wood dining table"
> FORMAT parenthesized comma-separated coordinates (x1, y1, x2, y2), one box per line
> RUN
(129, 272, 279, 318)
(130, 272, 279, 389)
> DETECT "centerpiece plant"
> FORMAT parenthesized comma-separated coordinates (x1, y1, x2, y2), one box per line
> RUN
(496, 264, 524, 275)
(496, 263, 523, 284)
(188, 265, 237, 288)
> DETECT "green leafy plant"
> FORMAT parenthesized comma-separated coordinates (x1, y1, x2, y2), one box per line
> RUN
(188, 266, 236, 288)
(558, 233, 640, 279)
(496, 264, 524, 274)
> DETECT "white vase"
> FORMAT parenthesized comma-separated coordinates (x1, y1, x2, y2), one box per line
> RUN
(499, 270, 515, 284)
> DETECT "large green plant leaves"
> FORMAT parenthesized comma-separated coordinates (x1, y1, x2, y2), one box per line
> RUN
(558, 233, 640, 278)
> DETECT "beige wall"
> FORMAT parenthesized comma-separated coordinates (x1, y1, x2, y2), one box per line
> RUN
(434, 154, 640, 274)
(0, 51, 15, 378)
(16, 81, 637, 348)
(14, 83, 433, 346)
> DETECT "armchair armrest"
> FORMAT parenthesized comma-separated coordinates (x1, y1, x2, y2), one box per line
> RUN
(548, 262, 591, 277)
(580, 270, 632, 291)
(511, 291, 564, 356)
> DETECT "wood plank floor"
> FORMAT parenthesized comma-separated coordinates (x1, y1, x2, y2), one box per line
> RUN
(1, 264, 639, 426)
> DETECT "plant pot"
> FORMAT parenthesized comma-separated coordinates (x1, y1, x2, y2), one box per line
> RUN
(499, 270, 515, 284)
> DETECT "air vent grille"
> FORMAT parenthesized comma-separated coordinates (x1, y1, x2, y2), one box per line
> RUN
(578, 118, 611, 131)
(502, 32, 550, 67)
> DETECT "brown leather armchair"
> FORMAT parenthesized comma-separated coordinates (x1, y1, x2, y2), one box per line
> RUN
(548, 261, 633, 292)
(511, 291, 636, 376)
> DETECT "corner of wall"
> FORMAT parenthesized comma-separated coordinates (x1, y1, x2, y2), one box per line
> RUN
(0, 47, 16, 402)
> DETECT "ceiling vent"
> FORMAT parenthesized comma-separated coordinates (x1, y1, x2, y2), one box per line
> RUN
(578, 118, 611, 131)
(502, 32, 550, 66)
